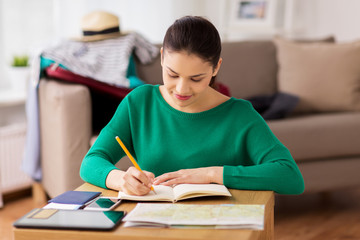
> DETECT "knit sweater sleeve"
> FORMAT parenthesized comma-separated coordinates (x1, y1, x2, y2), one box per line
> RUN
(79, 96, 133, 189)
(223, 108, 305, 195)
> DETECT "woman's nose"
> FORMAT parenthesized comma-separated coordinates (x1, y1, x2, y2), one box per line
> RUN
(176, 78, 190, 94)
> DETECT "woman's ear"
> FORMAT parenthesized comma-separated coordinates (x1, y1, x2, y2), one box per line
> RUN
(212, 58, 222, 77)
(160, 47, 164, 67)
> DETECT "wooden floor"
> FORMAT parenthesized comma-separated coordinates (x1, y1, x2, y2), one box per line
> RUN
(1, 187, 360, 240)
(274, 188, 360, 240)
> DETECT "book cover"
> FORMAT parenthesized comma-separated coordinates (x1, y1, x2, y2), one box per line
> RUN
(48, 191, 101, 205)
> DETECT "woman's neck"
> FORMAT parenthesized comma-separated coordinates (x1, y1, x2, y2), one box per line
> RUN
(159, 85, 230, 113)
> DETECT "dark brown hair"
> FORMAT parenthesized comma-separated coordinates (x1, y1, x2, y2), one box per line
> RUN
(163, 16, 221, 87)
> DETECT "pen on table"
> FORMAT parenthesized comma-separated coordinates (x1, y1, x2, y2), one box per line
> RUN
(115, 136, 156, 194)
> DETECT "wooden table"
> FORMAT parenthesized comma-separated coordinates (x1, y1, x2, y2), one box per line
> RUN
(13, 183, 274, 240)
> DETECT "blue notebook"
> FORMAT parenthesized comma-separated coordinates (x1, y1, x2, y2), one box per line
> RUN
(48, 191, 101, 205)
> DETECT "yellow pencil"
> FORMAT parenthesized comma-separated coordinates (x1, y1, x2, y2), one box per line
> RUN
(115, 136, 156, 194)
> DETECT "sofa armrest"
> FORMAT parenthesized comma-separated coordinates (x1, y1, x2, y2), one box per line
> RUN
(38, 79, 92, 198)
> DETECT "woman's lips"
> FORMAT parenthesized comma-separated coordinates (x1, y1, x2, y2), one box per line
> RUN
(174, 94, 192, 101)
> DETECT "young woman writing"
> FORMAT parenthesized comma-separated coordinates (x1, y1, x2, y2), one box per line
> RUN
(80, 16, 304, 196)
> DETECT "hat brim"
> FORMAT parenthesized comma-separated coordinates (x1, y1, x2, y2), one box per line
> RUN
(72, 32, 124, 42)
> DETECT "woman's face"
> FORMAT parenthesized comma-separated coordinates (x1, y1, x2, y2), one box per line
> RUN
(160, 48, 221, 112)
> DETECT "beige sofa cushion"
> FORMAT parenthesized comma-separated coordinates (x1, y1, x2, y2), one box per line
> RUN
(217, 38, 333, 100)
(39, 79, 92, 198)
(268, 112, 360, 161)
(217, 41, 278, 99)
(274, 37, 360, 112)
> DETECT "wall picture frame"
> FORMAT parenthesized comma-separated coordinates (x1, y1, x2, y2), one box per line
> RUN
(225, 0, 284, 40)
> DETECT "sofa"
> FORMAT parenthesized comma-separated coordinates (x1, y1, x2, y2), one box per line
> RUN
(35, 39, 360, 200)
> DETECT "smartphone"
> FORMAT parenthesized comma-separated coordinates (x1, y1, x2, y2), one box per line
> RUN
(84, 197, 122, 211)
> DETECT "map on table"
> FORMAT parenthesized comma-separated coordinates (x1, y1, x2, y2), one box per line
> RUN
(123, 203, 264, 229)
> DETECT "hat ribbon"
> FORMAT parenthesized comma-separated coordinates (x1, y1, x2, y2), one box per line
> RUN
(83, 26, 120, 36)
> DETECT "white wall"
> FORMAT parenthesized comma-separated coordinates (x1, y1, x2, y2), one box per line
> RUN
(0, 0, 5, 88)
(51, 0, 209, 44)
(288, 0, 360, 42)
(2, 0, 54, 61)
(1, 0, 54, 87)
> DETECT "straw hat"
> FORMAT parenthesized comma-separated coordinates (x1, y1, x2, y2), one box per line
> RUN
(74, 11, 123, 42)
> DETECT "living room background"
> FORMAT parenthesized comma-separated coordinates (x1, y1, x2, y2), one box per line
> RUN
(1, 0, 360, 88)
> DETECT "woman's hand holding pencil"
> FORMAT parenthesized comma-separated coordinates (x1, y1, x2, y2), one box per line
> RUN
(115, 136, 156, 195)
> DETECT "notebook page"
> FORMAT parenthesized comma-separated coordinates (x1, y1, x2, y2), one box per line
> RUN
(173, 184, 231, 201)
(118, 185, 175, 201)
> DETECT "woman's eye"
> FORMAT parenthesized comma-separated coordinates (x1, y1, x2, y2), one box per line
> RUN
(191, 78, 202, 82)
(169, 74, 178, 78)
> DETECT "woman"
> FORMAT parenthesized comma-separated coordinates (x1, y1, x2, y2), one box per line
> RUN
(80, 16, 304, 196)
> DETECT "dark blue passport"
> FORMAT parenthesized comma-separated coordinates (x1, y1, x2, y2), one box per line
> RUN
(48, 191, 101, 205)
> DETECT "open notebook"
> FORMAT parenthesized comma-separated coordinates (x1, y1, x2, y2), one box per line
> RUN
(118, 184, 231, 203)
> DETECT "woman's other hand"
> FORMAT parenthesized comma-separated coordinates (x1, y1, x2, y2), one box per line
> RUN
(153, 167, 223, 186)
(106, 167, 155, 195)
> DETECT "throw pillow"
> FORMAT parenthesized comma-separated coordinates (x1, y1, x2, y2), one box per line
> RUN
(274, 37, 360, 112)
(247, 92, 299, 120)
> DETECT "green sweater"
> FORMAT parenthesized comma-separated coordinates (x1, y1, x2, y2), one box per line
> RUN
(80, 85, 304, 194)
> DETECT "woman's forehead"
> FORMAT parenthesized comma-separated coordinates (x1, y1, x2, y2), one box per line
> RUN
(163, 49, 211, 66)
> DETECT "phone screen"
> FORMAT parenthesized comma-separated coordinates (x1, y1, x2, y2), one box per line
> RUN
(84, 197, 121, 211)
